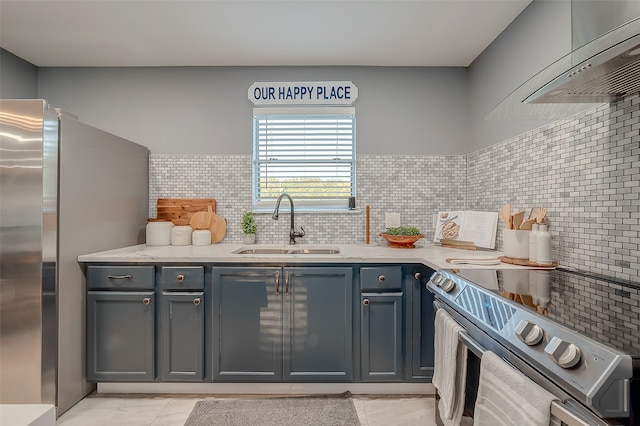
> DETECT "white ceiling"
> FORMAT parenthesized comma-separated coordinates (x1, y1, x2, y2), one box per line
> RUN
(0, 0, 532, 68)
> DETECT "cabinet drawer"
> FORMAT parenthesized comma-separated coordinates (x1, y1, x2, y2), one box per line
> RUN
(160, 266, 204, 290)
(87, 265, 154, 290)
(360, 266, 402, 291)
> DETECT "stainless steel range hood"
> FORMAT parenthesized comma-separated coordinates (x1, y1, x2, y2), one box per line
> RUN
(487, 3, 640, 120)
(525, 18, 640, 104)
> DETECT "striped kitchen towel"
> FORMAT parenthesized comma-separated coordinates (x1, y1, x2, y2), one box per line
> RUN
(432, 309, 467, 425)
(474, 351, 559, 426)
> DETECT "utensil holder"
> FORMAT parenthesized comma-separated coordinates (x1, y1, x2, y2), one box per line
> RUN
(503, 229, 529, 259)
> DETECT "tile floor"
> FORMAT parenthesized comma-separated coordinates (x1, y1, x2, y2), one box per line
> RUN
(56, 394, 437, 425)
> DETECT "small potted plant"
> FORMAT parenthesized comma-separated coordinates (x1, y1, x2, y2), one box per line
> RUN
(241, 211, 257, 244)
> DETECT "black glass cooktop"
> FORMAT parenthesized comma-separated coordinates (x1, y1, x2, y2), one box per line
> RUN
(446, 268, 640, 357)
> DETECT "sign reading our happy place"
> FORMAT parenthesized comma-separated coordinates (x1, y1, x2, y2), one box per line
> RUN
(248, 81, 358, 106)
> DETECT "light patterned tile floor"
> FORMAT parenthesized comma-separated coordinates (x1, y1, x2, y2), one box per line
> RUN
(56, 394, 437, 426)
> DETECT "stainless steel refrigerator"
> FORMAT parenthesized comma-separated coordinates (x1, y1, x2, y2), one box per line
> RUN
(0, 99, 149, 416)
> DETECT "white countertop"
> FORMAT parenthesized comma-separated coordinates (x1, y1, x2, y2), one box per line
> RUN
(0, 404, 56, 426)
(78, 243, 531, 270)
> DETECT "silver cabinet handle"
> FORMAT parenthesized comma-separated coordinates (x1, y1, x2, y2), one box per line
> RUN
(193, 298, 201, 305)
(142, 297, 151, 305)
(414, 272, 422, 280)
(275, 271, 280, 295)
(362, 298, 370, 306)
(107, 275, 132, 280)
(176, 274, 185, 282)
(378, 275, 385, 282)
(285, 271, 290, 295)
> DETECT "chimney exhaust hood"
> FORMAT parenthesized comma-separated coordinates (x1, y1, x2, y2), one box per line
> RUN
(487, 5, 640, 120)
(525, 19, 640, 104)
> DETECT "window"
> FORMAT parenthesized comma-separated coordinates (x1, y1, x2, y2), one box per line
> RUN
(252, 107, 356, 211)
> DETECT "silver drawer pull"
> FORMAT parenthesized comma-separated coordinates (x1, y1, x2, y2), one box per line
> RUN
(176, 274, 185, 282)
(362, 298, 370, 306)
(193, 298, 201, 305)
(142, 297, 151, 305)
(414, 272, 422, 280)
(107, 275, 132, 280)
(378, 275, 386, 282)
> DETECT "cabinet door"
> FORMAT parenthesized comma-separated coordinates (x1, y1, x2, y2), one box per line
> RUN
(87, 291, 155, 382)
(160, 292, 204, 381)
(212, 267, 283, 381)
(411, 267, 435, 380)
(283, 267, 353, 382)
(361, 292, 403, 382)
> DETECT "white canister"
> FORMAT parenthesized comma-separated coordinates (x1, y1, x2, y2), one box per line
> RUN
(171, 225, 193, 246)
(503, 229, 529, 259)
(192, 229, 212, 246)
(146, 221, 174, 246)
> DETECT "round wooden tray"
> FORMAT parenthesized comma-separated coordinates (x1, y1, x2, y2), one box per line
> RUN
(498, 256, 557, 268)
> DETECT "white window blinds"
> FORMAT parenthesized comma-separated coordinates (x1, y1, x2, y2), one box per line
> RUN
(253, 107, 356, 211)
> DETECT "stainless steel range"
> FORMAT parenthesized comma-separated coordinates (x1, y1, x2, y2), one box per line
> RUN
(428, 267, 639, 425)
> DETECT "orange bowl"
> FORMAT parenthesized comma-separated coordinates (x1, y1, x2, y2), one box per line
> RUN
(379, 233, 424, 248)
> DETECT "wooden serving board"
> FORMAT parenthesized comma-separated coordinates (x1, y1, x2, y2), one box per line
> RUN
(156, 198, 216, 226)
(209, 213, 227, 243)
(498, 256, 558, 269)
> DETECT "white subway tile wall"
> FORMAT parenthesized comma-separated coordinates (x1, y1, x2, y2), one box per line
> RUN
(149, 155, 466, 246)
(468, 94, 639, 282)
(149, 93, 638, 281)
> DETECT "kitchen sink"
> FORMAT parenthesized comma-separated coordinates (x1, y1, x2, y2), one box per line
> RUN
(289, 248, 341, 255)
(232, 248, 291, 255)
(232, 247, 340, 255)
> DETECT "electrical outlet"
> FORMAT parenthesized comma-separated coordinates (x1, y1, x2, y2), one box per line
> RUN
(385, 212, 401, 228)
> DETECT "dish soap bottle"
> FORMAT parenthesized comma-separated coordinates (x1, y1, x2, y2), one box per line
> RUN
(536, 224, 552, 266)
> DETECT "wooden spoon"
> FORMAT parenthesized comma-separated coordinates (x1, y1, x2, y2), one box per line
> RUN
(512, 210, 525, 230)
(519, 218, 536, 230)
(500, 204, 512, 228)
(532, 207, 547, 224)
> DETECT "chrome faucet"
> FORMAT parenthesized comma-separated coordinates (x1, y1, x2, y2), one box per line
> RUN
(272, 193, 305, 245)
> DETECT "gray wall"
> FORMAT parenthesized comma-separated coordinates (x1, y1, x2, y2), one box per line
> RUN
(38, 66, 470, 155)
(467, 0, 572, 152)
(0, 48, 38, 99)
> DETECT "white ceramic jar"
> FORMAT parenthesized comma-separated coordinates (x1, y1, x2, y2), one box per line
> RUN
(192, 229, 212, 246)
(171, 225, 193, 246)
(536, 224, 552, 265)
(146, 221, 174, 246)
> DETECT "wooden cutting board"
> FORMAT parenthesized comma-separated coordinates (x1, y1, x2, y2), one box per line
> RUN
(209, 213, 227, 243)
(156, 198, 216, 226)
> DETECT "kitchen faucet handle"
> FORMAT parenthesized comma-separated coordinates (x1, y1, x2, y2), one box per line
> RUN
(299, 226, 305, 237)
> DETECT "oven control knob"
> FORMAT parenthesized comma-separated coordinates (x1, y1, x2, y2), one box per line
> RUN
(544, 336, 581, 368)
(514, 320, 544, 346)
(432, 274, 445, 286)
(441, 278, 456, 293)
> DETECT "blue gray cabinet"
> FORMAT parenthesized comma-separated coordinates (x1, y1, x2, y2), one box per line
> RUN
(360, 292, 403, 381)
(86, 265, 155, 382)
(159, 266, 205, 382)
(212, 266, 353, 382)
(212, 267, 283, 381)
(409, 266, 435, 381)
(359, 266, 404, 381)
(283, 267, 353, 381)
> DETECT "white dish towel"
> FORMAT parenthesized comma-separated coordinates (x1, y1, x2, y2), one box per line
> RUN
(474, 351, 560, 426)
(432, 309, 467, 426)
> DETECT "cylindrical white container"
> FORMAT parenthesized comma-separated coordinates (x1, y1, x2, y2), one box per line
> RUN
(536, 224, 552, 265)
(192, 229, 212, 246)
(529, 223, 539, 264)
(171, 225, 193, 246)
(503, 229, 529, 259)
(146, 221, 174, 246)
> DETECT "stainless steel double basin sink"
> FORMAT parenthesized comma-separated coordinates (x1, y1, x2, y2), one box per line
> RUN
(232, 247, 341, 255)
